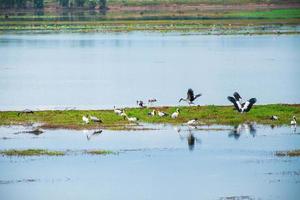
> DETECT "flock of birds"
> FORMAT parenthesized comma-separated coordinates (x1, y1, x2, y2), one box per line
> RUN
(81, 89, 297, 127)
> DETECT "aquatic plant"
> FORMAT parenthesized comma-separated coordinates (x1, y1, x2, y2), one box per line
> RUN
(0, 149, 65, 156)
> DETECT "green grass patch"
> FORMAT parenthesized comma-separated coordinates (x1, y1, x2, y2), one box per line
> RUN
(275, 149, 300, 157)
(0, 149, 65, 156)
(86, 150, 115, 155)
(0, 104, 299, 129)
(225, 8, 300, 19)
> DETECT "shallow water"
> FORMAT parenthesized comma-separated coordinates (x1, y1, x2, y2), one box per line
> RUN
(0, 33, 300, 110)
(0, 125, 299, 200)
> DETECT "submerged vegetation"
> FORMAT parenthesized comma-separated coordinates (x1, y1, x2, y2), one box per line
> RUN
(0, 149, 65, 156)
(275, 149, 300, 157)
(0, 104, 299, 130)
(0, 149, 116, 156)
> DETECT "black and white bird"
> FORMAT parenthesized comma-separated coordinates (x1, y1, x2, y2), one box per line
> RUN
(158, 111, 168, 117)
(270, 115, 279, 120)
(186, 118, 198, 126)
(171, 108, 180, 119)
(179, 88, 202, 105)
(17, 109, 34, 116)
(114, 106, 123, 115)
(227, 92, 257, 113)
(137, 100, 145, 108)
(89, 115, 102, 123)
(148, 109, 156, 116)
(291, 116, 297, 126)
(126, 116, 139, 122)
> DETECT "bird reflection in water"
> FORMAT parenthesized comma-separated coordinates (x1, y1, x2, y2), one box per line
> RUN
(176, 126, 201, 151)
(228, 123, 256, 140)
(86, 130, 103, 141)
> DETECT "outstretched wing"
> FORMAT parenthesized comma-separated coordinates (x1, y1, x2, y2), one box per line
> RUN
(233, 92, 242, 101)
(243, 98, 257, 112)
(187, 88, 194, 100)
(227, 96, 242, 112)
(194, 93, 202, 99)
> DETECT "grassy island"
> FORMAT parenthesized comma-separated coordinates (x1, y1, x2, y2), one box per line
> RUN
(0, 104, 299, 130)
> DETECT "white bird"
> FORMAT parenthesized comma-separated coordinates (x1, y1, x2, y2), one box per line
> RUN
(82, 115, 89, 124)
(89, 115, 102, 123)
(171, 108, 180, 119)
(148, 109, 156, 116)
(114, 106, 123, 115)
(127, 116, 139, 122)
(158, 111, 168, 117)
(186, 119, 198, 126)
(291, 116, 297, 125)
(227, 92, 257, 113)
(270, 115, 279, 120)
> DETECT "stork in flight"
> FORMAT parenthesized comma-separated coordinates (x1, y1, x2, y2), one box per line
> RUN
(227, 92, 257, 113)
(179, 88, 202, 105)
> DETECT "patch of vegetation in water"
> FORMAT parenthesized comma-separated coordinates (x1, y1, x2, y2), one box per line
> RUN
(86, 150, 115, 155)
(0, 149, 65, 156)
(275, 149, 300, 157)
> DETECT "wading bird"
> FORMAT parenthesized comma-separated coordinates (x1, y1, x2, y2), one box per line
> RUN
(179, 88, 202, 105)
(291, 116, 297, 125)
(114, 106, 123, 115)
(137, 100, 145, 108)
(126, 116, 139, 122)
(227, 92, 257, 113)
(17, 109, 34, 116)
(82, 115, 89, 124)
(158, 111, 168, 117)
(186, 118, 198, 126)
(148, 109, 156, 116)
(89, 115, 102, 123)
(171, 108, 180, 119)
(270, 115, 279, 120)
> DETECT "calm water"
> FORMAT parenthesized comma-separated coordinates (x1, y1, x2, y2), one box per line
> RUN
(0, 33, 300, 110)
(0, 125, 299, 200)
